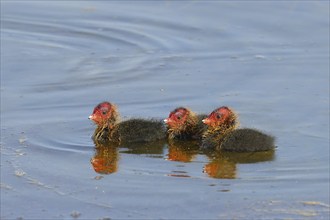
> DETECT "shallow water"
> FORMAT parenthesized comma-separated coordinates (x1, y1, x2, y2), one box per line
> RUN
(1, 1, 329, 219)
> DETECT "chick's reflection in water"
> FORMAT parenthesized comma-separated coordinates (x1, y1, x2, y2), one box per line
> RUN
(203, 150, 275, 179)
(91, 142, 119, 175)
(167, 140, 200, 162)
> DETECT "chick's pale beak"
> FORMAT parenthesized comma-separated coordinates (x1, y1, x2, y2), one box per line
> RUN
(202, 118, 210, 124)
(88, 115, 94, 120)
(164, 118, 170, 124)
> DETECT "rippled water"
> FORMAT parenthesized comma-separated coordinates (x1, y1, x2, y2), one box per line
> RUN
(1, 1, 329, 219)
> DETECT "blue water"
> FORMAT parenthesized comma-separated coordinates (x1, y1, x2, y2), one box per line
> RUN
(1, 1, 329, 219)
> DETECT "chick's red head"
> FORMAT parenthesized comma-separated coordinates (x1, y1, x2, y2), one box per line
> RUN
(164, 107, 190, 129)
(89, 102, 115, 126)
(202, 106, 234, 128)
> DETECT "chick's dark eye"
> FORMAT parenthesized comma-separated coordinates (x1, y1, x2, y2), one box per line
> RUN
(177, 116, 181, 120)
(102, 111, 107, 115)
(216, 114, 221, 119)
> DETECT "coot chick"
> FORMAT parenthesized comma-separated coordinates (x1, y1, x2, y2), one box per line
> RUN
(164, 107, 207, 140)
(89, 102, 166, 144)
(202, 106, 275, 152)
